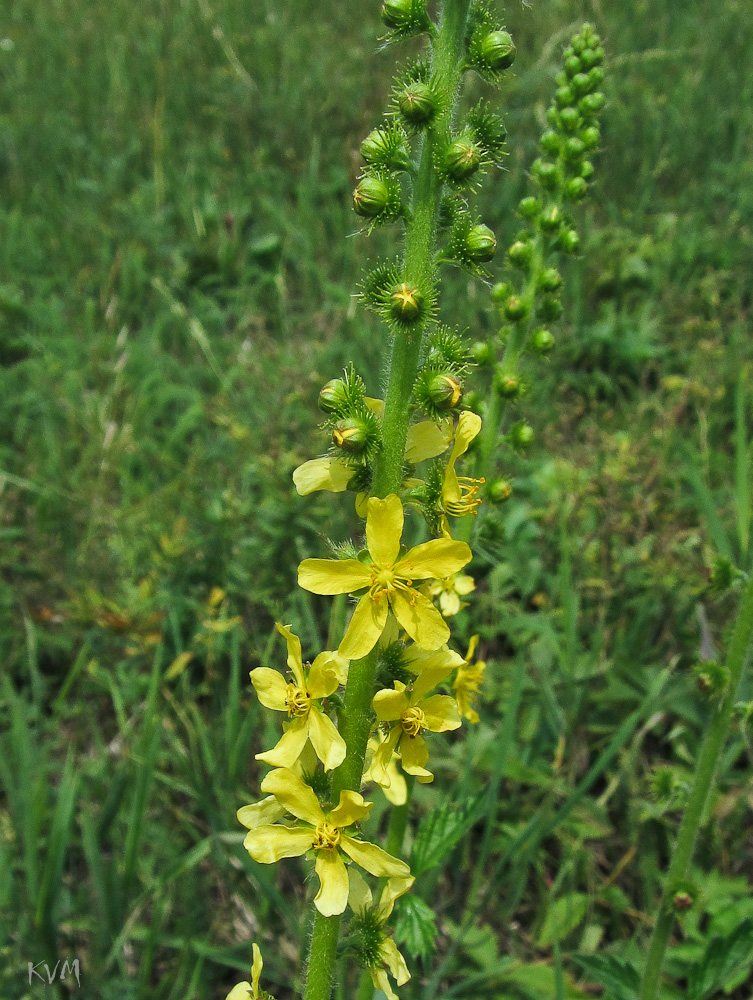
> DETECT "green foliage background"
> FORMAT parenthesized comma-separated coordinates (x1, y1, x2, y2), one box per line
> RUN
(0, 0, 752, 997)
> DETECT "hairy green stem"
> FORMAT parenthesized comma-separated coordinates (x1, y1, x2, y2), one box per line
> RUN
(639, 572, 753, 1000)
(303, 4, 472, 996)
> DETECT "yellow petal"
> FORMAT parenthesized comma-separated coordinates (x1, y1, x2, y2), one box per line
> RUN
(382, 760, 408, 806)
(243, 824, 313, 863)
(249, 667, 289, 711)
(293, 456, 353, 495)
(340, 836, 411, 878)
(366, 494, 403, 567)
(381, 938, 411, 986)
(329, 789, 373, 828)
(399, 734, 432, 779)
(405, 418, 453, 463)
(314, 848, 350, 916)
(438, 590, 461, 616)
(347, 866, 373, 915)
(275, 622, 305, 687)
(225, 983, 252, 1000)
(404, 646, 464, 676)
(237, 795, 285, 831)
(377, 876, 415, 922)
(454, 574, 476, 596)
(307, 707, 347, 771)
(451, 411, 483, 461)
(251, 943, 263, 996)
(255, 717, 310, 769)
(398, 538, 472, 581)
(466, 634, 480, 661)
(421, 694, 462, 732)
(339, 595, 388, 659)
(373, 684, 410, 722)
(298, 558, 372, 595)
(390, 589, 450, 650)
(412, 665, 456, 702)
(355, 492, 369, 518)
(364, 726, 401, 787)
(365, 397, 385, 417)
(260, 767, 324, 825)
(373, 968, 398, 1000)
(307, 655, 342, 699)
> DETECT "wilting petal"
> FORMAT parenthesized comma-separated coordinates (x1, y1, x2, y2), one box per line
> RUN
(399, 734, 432, 779)
(308, 654, 343, 699)
(251, 943, 263, 997)
(307, 707, 347, 771)
(275, 622, 305, 687)
(347, 867, 373, 915)
(339, 595, 388, 660)
(260, 768, 324, 825)
(390, 589, 450, 651)
(340, 836, 411, 878)
(293, 456, 354, 495)
(249, 667, 289, 711)
(243, 824, 313, 863)
(376, 877, 415, 923)
(373, 683, 410, 722)
(329, 789, 373, 828)
(255, 717, 309, 769)
(237, 795, 285, 831)
(421, 694, 462, 732)
(381, 938, 411, 986)
(366, 495, 403, 567)
(405, 418, 453, 463)
(398, 539, 472, 581)
(314, 848, 350, 916)
(298, 558, 372, 595)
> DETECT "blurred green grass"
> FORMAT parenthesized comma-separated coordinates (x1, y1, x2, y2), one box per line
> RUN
(1, 0, 752, 997)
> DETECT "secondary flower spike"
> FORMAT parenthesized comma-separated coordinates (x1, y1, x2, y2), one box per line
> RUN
(242, 768, 411, 916)
(298, 494, 472, 658)
(250, 623, 348, 771)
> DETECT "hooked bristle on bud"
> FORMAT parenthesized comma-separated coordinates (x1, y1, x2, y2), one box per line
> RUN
(360, 123, 411, 171)
(380, 0, 432, 37)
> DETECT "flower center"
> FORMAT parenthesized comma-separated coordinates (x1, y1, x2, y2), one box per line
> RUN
(400, 706, 425, 738)
(368, 563, 414, 602)
(312, 821, 341, 850)
(285, 684, 311, 718)
(444, 476, 485, 517)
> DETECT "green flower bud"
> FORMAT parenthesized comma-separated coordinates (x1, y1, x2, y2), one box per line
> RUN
(565, 176, 588, 201)
(538, 268, 563, 292)
(545, 107, 559, 128)
(538, 294, 563, 321)
(464, 224, 497, 262)
(571, 72, 591, 96)
(470, 340, 496, 366)
(580, 160, 595, 179)
(539, 130, 561, 155)
(333, 417, 370, 454)
(444, 137, 482, 182)
(579, 92, 606, 116)
(532, 159, 559, 190)
(480, 30, 516, 72)
(518, 196, 541, 220)
(555, 85, 576, 108)
(508, 240, 533, 269)
(491, 281, 513, 303)
(427, 373, 463, 410)
(588, 66, 606, 88)
(693, 660, 730, 700)
(539, 205, 561, 231)
(494, 371, 521, 397)
(381, 0, 428, 30)
(353, 176, 390, 218)
(318, 378, 348, 413)
(508, 421, 534, 449)
(390, 282, 425, 324)
(531, 327, 555, 353)
(504, 295, 529, 321)
(672, 891, 694, 912)
(571, 34, 586, 55)
(555, 71, 568, 88)
(398, 80, 437, 126)
(487, 478, 512, 503)
(564, 136, 586, 160)
(559, 106, 581, 132)
(564, 55, 582, 78)
(581, 125, 600, 149)
(360, 127, 411, 170)
(558, 228, 580, 253)
(579, 47, 601, 70)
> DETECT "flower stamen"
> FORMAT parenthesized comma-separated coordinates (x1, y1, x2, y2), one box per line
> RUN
(445, 476, 485, 517)
(312, 821, 341, 850)
(400, 707, 425, 738)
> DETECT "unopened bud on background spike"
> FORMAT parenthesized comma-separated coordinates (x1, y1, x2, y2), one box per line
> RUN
(494, 372, 521, 398)
(487, 478, 512, 503)
(538, 268, 563, 292)
(531, 328, 555, 354)
(508, 240, 533, 269)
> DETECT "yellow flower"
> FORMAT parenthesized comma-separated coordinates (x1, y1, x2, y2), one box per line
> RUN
(242, 768, 411, 917)
(440, 411, 484, 537)
(298, 495, 472, 659)
(454, 635, 486, 724)
(250, 623, 348, 771)
(369, 667, 461, 785)
(364, 732, 408, 805)
(225, 942, 265, 1000)
(424, 572, 475, 617)
(348, 868, 414, 1000)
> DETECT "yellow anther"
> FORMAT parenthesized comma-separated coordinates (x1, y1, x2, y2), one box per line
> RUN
(400, 706, 425, 738)
(312, 821, 341, 850)
(445, 477, 485, 517)
(285, 684, 312, 718)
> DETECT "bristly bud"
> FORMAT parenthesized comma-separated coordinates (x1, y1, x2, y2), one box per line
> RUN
(389, 282, 426, 325)
(318, 365, 367, 417)
(360, 123, 412, 171)
(558, 106, 581, 133)
(579, 92, 606, 117)
(465, 6, 516, 83)
(581, 125, 600, 150)
(565, 176, 588, 201)
(381, 0, 433, 37)
(375, 640, 412, 689)
(466, 101, 508, 163)
(487, 478, 512, 503)
(507, 420, 534, 450)
(517, 196, 540, 220)
(538, 268, 563, 292)
(318, 378, 349, 414)
(558, 228, 580, 254)
(491, 281, 513, 303)
(479, 30, 516, 72)
(353, 171, 402, 223)
(332, 417, 371, 455)
(537, 294, 564, 321)
(504, 295, 529, 321)
(464, 224, 497, 262)
(530, 327, 555, 354)
(539, 205, 562, 232)
(564, 136, 586, 160)
(443, 134, 483, 183)
(428, 373, 463, 410)
(360, 260, 402, 311)
(397, 78, 438, 128)
(539, 129, 561, 155)
(693, 660, 729, 700)
(493, 372, 521, 398)
(425, 325, 471, 370)
(470, 340, 496, 366)
(532, 159, 559, 191)
(507, 240, 534, 270)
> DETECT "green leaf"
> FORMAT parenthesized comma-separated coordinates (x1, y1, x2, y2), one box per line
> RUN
(538, 892, 589, 947)
(687, 919, 753, 999)
(571, 954, 640, 1000)
(409, 791, 485, 876)
(394, 894, 438, 961)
